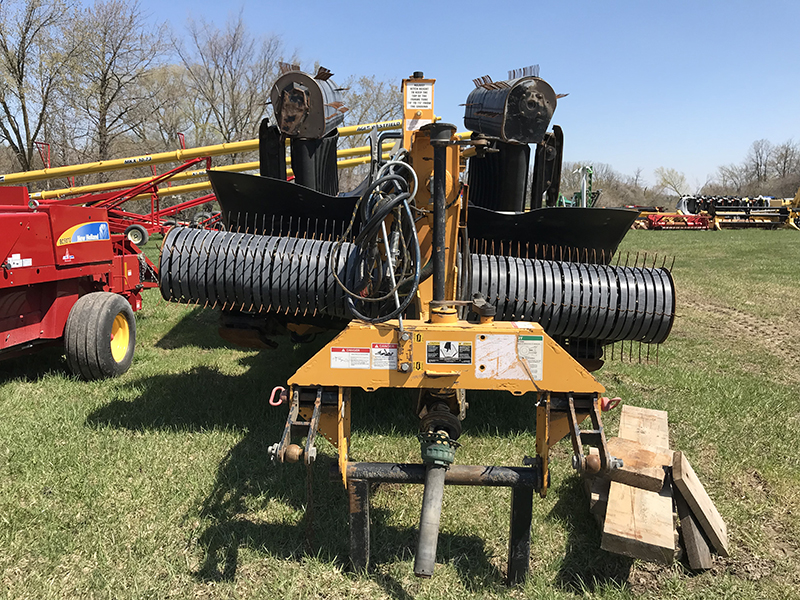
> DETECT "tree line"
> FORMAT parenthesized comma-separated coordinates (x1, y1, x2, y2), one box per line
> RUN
(566, 137, 800, 209)
(0, 0, 400, 191)
(4, 0, 795, 208)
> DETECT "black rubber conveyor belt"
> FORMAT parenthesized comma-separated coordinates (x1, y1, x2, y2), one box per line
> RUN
(469, 253, 675, 344)
(159, 228, 675, 344)
(159, 226, 355, 319)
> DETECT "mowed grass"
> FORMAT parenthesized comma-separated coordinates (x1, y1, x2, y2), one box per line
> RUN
(1, 229, 799, 599)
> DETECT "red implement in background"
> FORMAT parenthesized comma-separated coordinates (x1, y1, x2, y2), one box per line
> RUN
(645, 213, 710, 230)
(42, 157, 222, 245)
(0, 186, 158, 378)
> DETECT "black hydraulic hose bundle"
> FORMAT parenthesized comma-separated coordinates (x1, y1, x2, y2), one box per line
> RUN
(332, 172, 422, 323)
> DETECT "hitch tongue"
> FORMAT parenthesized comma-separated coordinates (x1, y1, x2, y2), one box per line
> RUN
(414, 430, 459, 578)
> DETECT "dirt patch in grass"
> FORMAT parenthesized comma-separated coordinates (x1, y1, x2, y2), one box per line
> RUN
(682, 297, 800, 384)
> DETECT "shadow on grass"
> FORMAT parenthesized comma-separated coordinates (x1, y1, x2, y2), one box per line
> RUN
(153, 306, 233, 350)
(0, 344, 69, 382)
(547, 476, 633, 593)
(195, 450, 502, 595)
(85, 327, 540, 595)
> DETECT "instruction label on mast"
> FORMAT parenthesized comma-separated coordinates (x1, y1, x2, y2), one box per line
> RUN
(405, 82, 433, 110)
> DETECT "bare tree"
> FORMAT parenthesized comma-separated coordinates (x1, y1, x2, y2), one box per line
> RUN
(337, 74, 402, 190)
(745, 138, 772, 183)
(631, 167, 644, 189)
(140, 64, 194, 151)
(0, 0, 80, 171)
(65, 0, 166, 161)
(339, 74, 402, 142)
(654, 166, 689, 196)
(770, 139, 799, 180)
(176, 15, 284, 148)
(713, 162, 749, 194)
(560, 161, 659, 206)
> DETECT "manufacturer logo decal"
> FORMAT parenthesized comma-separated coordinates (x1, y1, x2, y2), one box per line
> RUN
(57, 221, 110, 246)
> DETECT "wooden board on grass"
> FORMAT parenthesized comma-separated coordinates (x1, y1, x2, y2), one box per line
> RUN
(675, 489, 713, 570)
(672, 450, 729, 557)
(602, 480, 675, 564)
(606, 436, 673, 492)
(617, 405, 670, 450)
(601, 405, 675, 563)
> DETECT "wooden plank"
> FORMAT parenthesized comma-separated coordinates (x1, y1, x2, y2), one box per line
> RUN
(618, 405, 670, 450)
(672, 451, 729, 557)
(606, 437, 672, 492)
(588, 477, 609, 515)
(675, 489, 713, 570)
(583, 449, 608, 527)
(601, 404, 674, 563)
(601, 480, 675, 564)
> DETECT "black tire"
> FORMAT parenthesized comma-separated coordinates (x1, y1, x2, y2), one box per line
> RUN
(64, 292, 136, 380)
(124, 224, 149, 246)
(163, 219, 177, 228)
(192, 212, 212, 227)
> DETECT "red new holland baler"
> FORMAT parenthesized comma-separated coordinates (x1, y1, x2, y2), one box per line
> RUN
(0, 186, 158, 379)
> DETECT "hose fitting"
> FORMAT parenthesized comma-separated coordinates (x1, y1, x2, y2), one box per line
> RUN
(418, 431, 460, 467)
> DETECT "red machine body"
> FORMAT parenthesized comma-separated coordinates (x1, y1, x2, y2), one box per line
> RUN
(0, 186, 157, 360)
(645, 213, 710, 230)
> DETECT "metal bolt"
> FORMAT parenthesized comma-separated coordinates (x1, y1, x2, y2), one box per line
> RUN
(401, 332, 410, 342)
(401, 362, 411, 372)
(571, 454, 583, 472)
(267, 443, 279, 461)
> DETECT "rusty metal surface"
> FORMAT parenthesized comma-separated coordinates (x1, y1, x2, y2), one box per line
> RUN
(464, 76, 557, 144)
(348, 478, 370, 571)
(344, 462, 542, 489)
(271, 70, 346, 139)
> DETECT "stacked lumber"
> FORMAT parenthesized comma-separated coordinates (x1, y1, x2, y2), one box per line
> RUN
(585, 405, 729, 570)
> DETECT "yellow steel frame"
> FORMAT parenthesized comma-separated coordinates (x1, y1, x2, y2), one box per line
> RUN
(287, 318, 602, 491)
(279, 75, 604, 496)
(288, 320, 603, 395)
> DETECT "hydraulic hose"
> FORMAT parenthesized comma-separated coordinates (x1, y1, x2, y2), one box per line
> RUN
(414, 463, 447, 578)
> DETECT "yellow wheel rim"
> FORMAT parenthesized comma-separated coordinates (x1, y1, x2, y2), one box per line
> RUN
(110, 313, 130, 363)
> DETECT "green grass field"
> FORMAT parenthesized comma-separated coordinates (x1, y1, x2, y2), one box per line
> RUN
(1, 229, 799, 599)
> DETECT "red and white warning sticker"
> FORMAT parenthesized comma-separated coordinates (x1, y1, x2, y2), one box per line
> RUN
(370, 343, 397, 369)
(330, 347, 371, 369)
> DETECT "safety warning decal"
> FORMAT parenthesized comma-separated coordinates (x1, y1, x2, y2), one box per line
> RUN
(330, 347, 370, 369)
(426, 340, 472, 364)
(371, 343, 397, 369)
(5, 253, 32, 268)
(518, 335, 544, 380)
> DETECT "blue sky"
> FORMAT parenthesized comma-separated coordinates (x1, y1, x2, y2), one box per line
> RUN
(140, 0, 800, 190)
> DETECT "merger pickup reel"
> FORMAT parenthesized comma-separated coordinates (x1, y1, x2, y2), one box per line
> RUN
(159, 66, 675, 582)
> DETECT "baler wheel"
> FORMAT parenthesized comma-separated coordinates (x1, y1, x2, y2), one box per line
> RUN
(192, 212, 212, 227)
(64, 292, 136, 380)
(124, 224, 149, 246)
